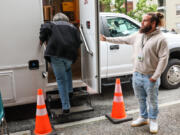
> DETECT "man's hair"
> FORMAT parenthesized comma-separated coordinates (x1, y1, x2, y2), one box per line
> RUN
(147, 12, 164, 27)
(53, 13, 69, 22)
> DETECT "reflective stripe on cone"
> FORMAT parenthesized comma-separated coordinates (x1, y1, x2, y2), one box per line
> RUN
(36, 108, 48, 116)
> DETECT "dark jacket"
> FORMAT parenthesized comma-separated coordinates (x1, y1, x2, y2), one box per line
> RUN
(39, 21, 82, 63)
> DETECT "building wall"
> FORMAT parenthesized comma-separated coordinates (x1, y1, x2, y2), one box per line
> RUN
(127, 1, 133, 12)
(166, 0, 180, 33)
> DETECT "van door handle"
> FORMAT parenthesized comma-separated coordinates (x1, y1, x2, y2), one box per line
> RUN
(110, 45, 119, 50)
(79, 24, 93, 56)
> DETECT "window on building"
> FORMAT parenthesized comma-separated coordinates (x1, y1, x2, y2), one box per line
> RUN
(176, 5, 180, 15)
(176, 23, 180, 30)
(158, 0, 164, 6)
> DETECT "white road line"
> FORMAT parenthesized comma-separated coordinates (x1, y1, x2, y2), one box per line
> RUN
(159, 100, 180, 108)
(10, 130, 31, 135)
(54, 116, 106, 129)
(54, 99, 180, 129)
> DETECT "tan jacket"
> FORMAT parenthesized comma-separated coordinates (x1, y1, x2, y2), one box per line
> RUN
(106, 29, 169, 80)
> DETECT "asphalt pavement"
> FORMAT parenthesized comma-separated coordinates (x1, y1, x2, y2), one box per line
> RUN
(54, 101, 180, 135)
(8, 101, 180, 135)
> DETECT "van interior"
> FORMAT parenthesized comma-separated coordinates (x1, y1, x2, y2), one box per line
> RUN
(42, 0, 81, 83)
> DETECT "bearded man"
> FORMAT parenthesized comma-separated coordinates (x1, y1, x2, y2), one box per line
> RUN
(100, 12, 169, 134)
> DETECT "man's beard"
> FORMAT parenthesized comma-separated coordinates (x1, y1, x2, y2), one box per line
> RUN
(139, 25, 152, 33)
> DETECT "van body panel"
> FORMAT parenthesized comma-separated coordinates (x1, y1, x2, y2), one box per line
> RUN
(0, 71, 16, 103)
(0, 0, 46, 106)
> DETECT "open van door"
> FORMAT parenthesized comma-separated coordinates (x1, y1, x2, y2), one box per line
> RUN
(79, 0, 101, 94)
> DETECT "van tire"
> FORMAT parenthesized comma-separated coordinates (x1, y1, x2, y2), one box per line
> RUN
(161, 59, 180, 89)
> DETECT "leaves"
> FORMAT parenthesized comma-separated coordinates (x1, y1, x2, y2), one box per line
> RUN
(128, 0, 157, 22)
(100, 0, 157, 22)
(114, 0, 126, 14)
(100, 0, 112, 12)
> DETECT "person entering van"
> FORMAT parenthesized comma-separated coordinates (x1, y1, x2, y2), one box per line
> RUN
(39, 13, 82, 114)
(100, 12, 169, 134)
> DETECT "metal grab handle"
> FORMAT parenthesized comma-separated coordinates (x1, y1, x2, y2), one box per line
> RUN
(79, 25, 93, 56)
(42, 44, 48, 72)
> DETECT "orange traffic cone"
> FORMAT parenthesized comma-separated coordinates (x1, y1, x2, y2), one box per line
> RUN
(34, 89, 52, 135)
(106, 78, 132, 124)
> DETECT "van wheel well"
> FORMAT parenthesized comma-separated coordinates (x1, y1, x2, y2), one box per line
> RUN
(170, 51, 180, 60)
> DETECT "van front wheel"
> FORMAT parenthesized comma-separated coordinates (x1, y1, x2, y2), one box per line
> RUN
(161, 59, 180, 89)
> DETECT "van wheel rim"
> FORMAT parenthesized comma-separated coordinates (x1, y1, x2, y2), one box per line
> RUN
(167, 65, 180, 85)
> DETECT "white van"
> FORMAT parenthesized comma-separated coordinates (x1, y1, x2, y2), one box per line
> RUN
(1, 0, 180, 107)
(0, 0, 100, 107)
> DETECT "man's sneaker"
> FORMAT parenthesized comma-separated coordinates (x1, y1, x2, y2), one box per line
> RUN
(131, 117, 148, 127)
(150, 119, 158, 134)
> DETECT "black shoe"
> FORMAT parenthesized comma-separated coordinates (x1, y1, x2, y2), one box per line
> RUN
(62, 109, 70, 114)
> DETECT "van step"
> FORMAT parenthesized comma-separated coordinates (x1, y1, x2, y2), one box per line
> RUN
(50, 105, 94, 118)
(101, 75, 132, 87)
(102, 80, 131, 87)
(46, 87, 93, 121)
(46, 89, 89, 103)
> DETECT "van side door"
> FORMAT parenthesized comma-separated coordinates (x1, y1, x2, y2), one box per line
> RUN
(79, 0, 101, 93)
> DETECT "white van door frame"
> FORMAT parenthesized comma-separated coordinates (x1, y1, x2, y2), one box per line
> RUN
(79, 0, 101, 94)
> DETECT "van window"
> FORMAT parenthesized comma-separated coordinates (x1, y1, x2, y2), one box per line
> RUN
(106, 17, 139, 37)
